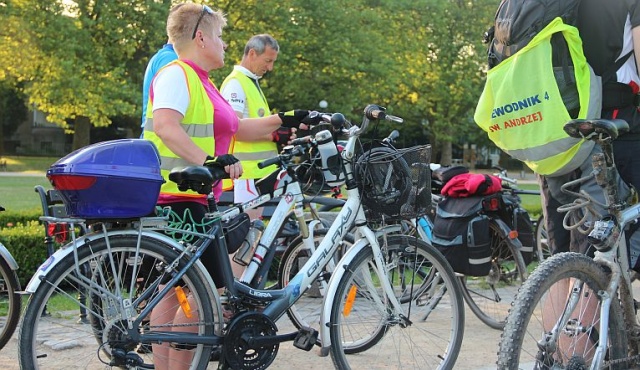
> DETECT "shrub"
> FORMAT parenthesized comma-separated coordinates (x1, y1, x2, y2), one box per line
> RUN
(0, 209, 41, 228)
(0, 221, 48, 288)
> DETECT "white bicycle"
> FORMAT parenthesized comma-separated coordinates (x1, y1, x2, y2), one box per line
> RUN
(18, 105, 465, 370)
(498, 118, 640, 369)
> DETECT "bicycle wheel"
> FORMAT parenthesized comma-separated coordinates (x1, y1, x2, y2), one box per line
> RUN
(460, 220, 527, 330)
(497, 252, 628, 370)
(535, 214, 550, 262)
(18, 234, 218, 370)
(278, 228, 354, 345)
(329, 235, 464, 369)
(0, 256, 20, 350)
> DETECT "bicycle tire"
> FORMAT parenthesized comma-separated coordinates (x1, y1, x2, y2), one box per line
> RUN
(329, 235, 465, 369)
(277, 228, 354, 347)
(460, 220, 527, 330)
(0, 256, 20, 350)
(18, 234, 217, 370)
(535, 214, 550, 262)
(497, 252, 628, 369)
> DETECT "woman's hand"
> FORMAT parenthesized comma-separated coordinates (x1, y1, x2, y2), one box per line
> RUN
(204, 154, 243, 179)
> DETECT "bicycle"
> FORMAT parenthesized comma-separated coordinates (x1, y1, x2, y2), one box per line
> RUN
(427, 151, 537, 330)
(217, 166, 346, 288)
(18, 105, 465, 370)
(497, 118, 640, 369)
(0, 205, 20, 351)
(282, 133, 535, 334)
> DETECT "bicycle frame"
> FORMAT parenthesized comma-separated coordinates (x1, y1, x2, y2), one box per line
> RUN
(24, 112, 415, 359)
(539, 133, 640, 369)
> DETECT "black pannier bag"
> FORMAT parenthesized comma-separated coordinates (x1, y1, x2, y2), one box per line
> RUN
(432, 197, 492, 276)
(513, 208, 535, 265)
(498, 193, 535, 266)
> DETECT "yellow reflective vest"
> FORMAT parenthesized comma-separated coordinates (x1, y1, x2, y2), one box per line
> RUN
(475, 17, 595, 176)
(221, 69, 278, 182)
(143, 60, 215, 198)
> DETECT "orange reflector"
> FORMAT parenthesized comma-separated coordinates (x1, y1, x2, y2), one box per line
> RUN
(508, 230, 519, 239)
(175, 286, 192, 318)
(343, 285, 358, 317)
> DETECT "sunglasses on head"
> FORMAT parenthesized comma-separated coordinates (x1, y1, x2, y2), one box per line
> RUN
(192, 4, 214, 40)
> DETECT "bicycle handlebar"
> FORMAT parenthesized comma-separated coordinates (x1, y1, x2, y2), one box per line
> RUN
(364, 104, 403, 123)
(257, 141, 313, 169)
(382, 130, 400, 145)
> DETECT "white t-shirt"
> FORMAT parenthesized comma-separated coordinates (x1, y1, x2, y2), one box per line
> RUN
(151, 65, 190, 116)
(220, 66, 261, 118)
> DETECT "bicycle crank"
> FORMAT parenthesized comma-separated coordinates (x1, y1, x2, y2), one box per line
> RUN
(220, 312, 280, 370)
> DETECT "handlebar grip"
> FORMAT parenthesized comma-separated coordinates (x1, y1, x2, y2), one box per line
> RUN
(364, 104, 404, 123)
(290, 136, 313, 146)
(384, 130, 400, 143)
(258, 156, 281, 169)
(364, 104, 386, 120)
(207, 166, 230, 181)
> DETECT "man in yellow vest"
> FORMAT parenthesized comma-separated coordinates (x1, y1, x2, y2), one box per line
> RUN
(221, 34, 290, 218)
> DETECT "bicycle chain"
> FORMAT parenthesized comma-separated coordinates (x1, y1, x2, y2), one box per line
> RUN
(602, 353, 640, 367)
(148, 321, 219, 328)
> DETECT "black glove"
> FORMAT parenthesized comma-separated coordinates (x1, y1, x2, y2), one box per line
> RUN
(300, 110, 323, 126)
(278, 110, 309, 128)
(272, 127, 294, 146)
(204, 154, 239, 168)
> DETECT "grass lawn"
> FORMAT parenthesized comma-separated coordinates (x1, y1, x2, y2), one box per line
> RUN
(0, 156, 59, 211)
(516, 183, 542, 217)
(0, 175, 53, 212)
(0, 156, 60, 174)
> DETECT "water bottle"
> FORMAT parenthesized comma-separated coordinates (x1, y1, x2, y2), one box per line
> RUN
(418, 217, 433, 240)
(233, 219, 265, 266)
(315, 130, 344, 186)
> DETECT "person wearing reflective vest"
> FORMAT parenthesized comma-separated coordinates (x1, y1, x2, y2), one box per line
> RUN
(476, 4, 640, 256)
(475, 18, 595, 178)
(221, 34, 291, 206)
(143, 5, 321, 370)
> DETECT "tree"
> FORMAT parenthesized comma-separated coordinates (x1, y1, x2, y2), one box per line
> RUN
(381, 0, 496, 163)
(0, 0, 497, 157)
(0, 81, 28, 156)
(1, 0, 173, 149)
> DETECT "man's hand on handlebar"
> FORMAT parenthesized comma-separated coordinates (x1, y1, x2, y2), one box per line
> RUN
(272, 127, 297, 146)
(278, 110, 325, 130)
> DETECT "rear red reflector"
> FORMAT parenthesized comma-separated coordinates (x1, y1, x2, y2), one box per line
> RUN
(483, 197, 500, 211)
(49, 175, 97, 190)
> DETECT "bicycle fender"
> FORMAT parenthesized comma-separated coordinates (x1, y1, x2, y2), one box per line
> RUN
(318, 236, 372, 356)
(25, 229, 189, 293)
(0, 242, 18, 270)
(492, 217, 531, 253)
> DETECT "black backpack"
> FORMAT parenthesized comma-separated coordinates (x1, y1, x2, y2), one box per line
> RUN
(486, 0, 581, 69)
(475, 0, 633, 176)
(485, 0, 632, 114)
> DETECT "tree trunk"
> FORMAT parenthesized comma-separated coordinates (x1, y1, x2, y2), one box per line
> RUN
(440, 140, 452, 166)
(72, 116, 91, 150)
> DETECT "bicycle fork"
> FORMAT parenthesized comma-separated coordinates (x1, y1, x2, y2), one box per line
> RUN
(538, 250, 620, 370)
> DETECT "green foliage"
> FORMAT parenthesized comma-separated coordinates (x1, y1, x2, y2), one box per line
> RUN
(2, 0, 174, 148)
(0, 209, 41, 228)
(2, 0, 500, 157)
(0, 221, 48, 288)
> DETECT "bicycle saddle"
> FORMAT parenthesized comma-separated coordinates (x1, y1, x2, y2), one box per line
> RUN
(563, 119, 629, 141)
(169, 165, 227, 195)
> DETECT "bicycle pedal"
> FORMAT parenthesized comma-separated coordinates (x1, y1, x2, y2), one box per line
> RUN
(293, 326, 318, 351)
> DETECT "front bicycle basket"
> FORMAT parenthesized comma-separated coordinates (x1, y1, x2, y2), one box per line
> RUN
(355, 145, 431, 219)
